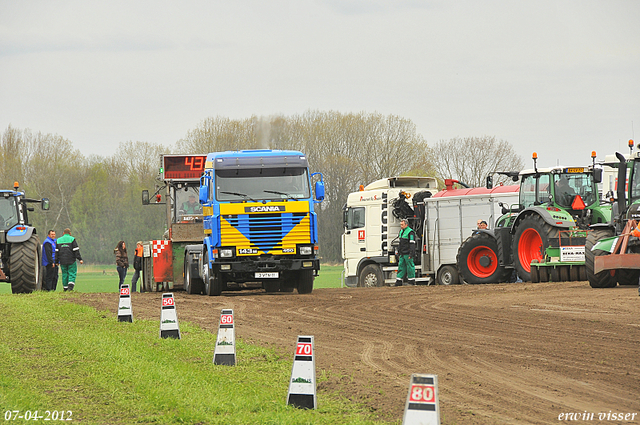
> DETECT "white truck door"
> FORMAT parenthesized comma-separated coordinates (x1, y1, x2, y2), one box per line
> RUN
(343, 206, 366, 263)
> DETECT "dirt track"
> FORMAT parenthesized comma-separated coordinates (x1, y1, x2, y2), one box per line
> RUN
(73, 281, 640, 424)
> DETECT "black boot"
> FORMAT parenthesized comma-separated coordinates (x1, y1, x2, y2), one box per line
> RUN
(395, 279, 402, 287)
(407, 279, 416, 286)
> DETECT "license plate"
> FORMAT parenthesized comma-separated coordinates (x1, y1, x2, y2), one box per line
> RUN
(255, 272, 279, 279)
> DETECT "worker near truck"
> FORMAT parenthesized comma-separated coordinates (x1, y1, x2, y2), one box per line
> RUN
(130, 241, 143, 292)
(395, 218, 416, 286)
(55, 228, 83, 292)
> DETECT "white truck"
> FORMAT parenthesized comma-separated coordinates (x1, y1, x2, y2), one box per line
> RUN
(342, 177, 520, 287)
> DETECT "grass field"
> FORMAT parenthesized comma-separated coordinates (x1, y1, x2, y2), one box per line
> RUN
(0, 292, 385, 425)
(0, 264, 345, 294)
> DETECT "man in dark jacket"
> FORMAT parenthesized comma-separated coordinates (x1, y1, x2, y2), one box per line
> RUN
(55, 228, 83, 291)
(395, 219, 416, 286)
(42, 230, 58, 291)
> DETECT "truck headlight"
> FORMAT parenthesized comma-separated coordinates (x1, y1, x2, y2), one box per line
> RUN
(299, 246, 313, 255)
(220, 248, 234, 258)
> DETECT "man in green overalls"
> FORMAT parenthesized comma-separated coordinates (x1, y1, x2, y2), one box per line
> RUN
(395, 218, 416, 286)
(55, 228, 83, 291)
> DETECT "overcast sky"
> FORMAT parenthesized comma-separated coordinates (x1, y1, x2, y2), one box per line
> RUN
(1, 0, 639, 168)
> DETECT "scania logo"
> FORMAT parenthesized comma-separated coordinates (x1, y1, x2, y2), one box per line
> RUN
(245, 205, 285, 213)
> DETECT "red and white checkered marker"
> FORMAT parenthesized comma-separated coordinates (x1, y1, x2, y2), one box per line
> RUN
(152, 240, 170, 258)
(160, 293, 180, 339)
(117, 284, 133, 323)
(402, 374, 440, 425)
(213, 309, 236, 366)
(287, 336, 316, 409)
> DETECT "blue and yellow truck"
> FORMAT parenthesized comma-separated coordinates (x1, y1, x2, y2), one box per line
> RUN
(184, 149, 325, 296)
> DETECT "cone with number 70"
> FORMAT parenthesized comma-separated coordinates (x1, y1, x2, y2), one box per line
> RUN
(287, 335, 316, 409)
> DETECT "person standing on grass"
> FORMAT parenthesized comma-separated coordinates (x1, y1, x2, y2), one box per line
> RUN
(42, 229, 58, 291)
(55, 228, 83, 291)
(114, 241, 129, 290)
(130, 241, 143, 292)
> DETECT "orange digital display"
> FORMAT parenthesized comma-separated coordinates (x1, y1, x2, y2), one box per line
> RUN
(163, 155, 206, 180)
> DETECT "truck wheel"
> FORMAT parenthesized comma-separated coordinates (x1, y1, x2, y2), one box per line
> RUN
(585, 229, 617, 288)
(513, 215, 558, 282)
(10, 234, 42, 294)
(358, 264, 383, 287)
(264, 280, 281, 293)
(617, 269, 640, 286)
(457, 233, 509, 284)
(437, 265, 459, 285)
(184, 254, 203, 295)
(202, 250, 221, 296)
(297, 270, 314, 294)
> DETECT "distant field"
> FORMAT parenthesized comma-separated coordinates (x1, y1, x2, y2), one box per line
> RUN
(0, 264, 345, 294)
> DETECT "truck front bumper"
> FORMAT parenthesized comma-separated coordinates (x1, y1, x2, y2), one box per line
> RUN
(212, 257, 320, 274)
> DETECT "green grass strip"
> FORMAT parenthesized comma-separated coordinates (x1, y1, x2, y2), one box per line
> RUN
(0, 293, 385, 425)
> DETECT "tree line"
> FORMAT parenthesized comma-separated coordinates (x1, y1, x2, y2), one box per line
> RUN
(3, 111, 523, 264)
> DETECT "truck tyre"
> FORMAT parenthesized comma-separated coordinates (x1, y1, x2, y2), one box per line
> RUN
(437, 265, 459, 285)
(264, 280, 281, 293)
(297, 270, 314, 294)
(184, 254, 203, 295)
(570, 266, 580, 281)
(616, 269, 640, 286)
(457, 233, 510, 284)
(202, 251, 222, 296)
(513, 215, 558, 282)
(585, 229, 617, 288)
(358, 264, 384, 287)
(10, 234, 43, 294)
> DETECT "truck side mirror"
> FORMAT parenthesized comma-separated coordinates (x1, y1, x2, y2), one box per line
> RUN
(41, 198, 50, 211)
(593, 168, 602, 184)
(315, 180, 325, 201)
(199, 176, 210, 203)
(486, 176, 493, 189)
(142, 190, 150, 205)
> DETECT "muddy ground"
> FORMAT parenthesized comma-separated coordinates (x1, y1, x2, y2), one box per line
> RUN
(73, 281, 640, 424)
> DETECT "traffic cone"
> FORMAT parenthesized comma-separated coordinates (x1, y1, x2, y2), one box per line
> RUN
(117, 284, 133, 323)
(159, 293, 181, 339)
(287, 335, 316, 409)
(213, 309, 236, 366)
(402, 374, 440, 425)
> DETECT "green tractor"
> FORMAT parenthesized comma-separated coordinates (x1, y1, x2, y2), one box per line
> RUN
(458, 152, 611, 283)
(586, 145, 640, 288)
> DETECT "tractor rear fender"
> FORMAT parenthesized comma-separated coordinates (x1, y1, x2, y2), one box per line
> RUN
(6, 226, 35, 243)
(510, 208, 573, 234)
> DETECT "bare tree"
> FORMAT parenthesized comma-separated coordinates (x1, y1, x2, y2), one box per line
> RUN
(431, 136, 524, 188)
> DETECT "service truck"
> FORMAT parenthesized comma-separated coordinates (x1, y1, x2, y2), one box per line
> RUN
(342, 176, 520, 286)
(140, 154, 207, 292)
(184, 149, 325, 296)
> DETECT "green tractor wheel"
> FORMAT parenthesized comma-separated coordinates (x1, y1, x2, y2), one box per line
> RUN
(585, 229, 617, 288)
(513, 215, 558, 282)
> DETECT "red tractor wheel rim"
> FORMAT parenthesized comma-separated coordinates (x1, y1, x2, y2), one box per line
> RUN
(518, 228, 543, 273)
(467, 246, 498, 278)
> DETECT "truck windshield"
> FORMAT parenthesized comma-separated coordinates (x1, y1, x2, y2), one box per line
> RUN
(0, 197, 19, 230)
(215, 168, 310, 202)
(553, 173, 596, 208)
